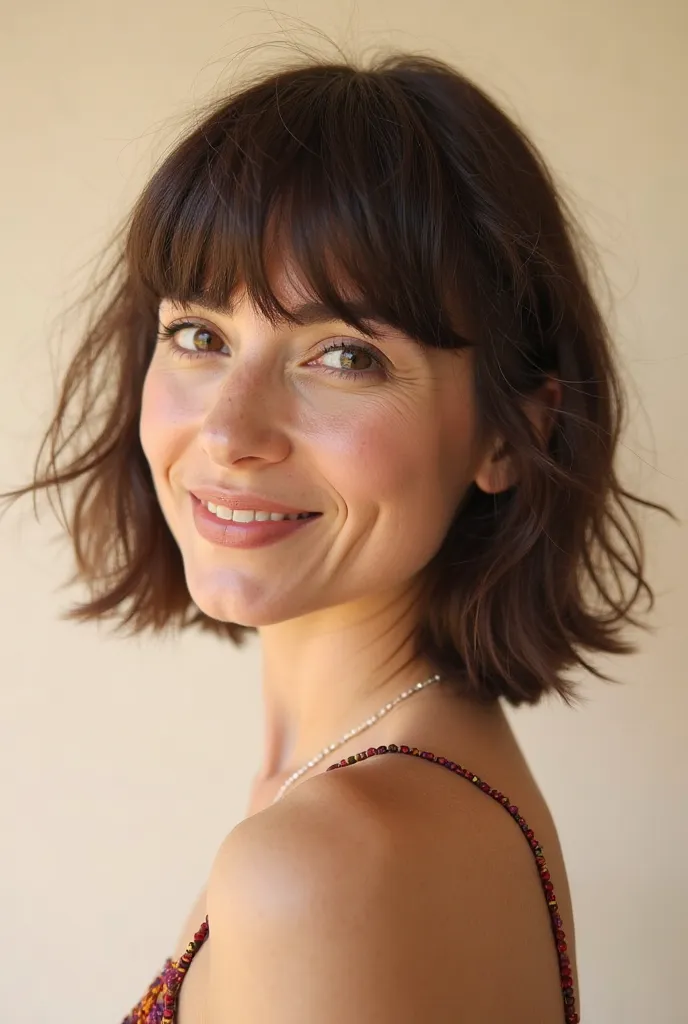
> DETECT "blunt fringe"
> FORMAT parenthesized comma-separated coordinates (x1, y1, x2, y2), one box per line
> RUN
(1, 50, 671, 706)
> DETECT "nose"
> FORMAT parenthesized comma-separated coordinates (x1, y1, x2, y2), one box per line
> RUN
(197, 373, 292, 468)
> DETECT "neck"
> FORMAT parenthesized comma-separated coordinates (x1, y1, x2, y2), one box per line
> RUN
(255, 582, 445, 783)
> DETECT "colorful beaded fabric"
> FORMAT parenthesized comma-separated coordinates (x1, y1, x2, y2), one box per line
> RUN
(121, 744, 580, 1024)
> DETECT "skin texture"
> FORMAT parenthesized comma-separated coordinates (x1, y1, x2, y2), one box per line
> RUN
(139, 263, 572, 1022)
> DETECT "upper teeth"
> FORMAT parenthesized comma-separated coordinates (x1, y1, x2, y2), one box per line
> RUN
(205, 502, 310, 522)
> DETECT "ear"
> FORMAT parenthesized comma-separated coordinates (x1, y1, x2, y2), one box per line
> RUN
(474, 377, 562, 495)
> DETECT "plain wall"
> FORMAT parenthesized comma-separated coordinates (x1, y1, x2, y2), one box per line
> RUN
(1, 2, 686, 1022)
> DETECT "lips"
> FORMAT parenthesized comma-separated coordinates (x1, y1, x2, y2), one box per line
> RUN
(189, 486, 316, 516)
(190, 494, 321, 549)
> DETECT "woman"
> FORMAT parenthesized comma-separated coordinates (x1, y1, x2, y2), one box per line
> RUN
(3, 49, 665, 1023)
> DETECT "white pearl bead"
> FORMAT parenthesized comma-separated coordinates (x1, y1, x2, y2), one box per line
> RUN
(272, 674, 441, 804)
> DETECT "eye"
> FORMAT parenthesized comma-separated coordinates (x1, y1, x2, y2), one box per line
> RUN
(314, 340, 384, 379)
(156, 319, 386, 378)
(160, 321, 228, 356)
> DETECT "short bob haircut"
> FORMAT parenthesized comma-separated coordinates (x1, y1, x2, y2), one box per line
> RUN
(3, 50, 668, 706)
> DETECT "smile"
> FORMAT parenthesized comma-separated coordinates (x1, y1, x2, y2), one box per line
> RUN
(190, 495, 321, 549)
(203, 501, 314, 523)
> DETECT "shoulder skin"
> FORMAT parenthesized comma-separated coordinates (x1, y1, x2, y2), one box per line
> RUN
(205, 757, 566, 1023)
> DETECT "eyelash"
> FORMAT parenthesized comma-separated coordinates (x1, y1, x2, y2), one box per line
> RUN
(155, 320, 386, 381)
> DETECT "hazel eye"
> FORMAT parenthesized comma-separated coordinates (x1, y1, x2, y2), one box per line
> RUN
(319, 344, 376, 373)
(173, 325, 226, 354)
(312, 340, 385, 379)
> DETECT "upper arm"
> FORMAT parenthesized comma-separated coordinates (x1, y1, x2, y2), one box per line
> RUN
(206, 789, 405, 1022)
(205, 775, 565, 1023)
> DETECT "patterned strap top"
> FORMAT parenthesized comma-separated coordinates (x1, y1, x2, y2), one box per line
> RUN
(121, 744, 580, 1024)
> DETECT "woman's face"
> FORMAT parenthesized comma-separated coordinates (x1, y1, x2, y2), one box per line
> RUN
(139, 269, 495, 626)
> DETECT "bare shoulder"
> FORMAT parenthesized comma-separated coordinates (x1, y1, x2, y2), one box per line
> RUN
(205, 755, 569, 1023)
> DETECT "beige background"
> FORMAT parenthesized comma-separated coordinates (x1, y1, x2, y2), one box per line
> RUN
(1, 2, 686, 1022)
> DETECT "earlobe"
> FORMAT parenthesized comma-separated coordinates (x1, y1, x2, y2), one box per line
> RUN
(527, 377, 562, 449)
(474, 440, 518, 495)
(474, 377, 561, 495)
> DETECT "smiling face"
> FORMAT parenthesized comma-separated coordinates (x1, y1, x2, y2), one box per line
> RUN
(139, 267, 498, 628)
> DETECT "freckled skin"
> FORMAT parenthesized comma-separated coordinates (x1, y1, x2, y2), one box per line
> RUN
(140, 275, 492, 628)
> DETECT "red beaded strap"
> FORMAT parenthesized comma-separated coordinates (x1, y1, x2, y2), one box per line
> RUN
(160, 920, 210, 1022)
(327, 744, 580, 1024)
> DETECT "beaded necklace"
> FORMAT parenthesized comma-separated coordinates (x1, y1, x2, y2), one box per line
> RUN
(271, 672, 442, 803)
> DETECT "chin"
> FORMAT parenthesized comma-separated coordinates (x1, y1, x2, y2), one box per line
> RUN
(182, 566, 298, 628)
(192, 600, 284, 627)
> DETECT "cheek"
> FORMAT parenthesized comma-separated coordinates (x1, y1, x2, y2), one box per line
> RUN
(310, 396, 476, 588)
(139, 366, 195, 473)
(305, 400, 415, 499)
(312, 386, 477, 523)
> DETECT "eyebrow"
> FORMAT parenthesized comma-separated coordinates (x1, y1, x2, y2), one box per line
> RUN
(168, 297, 393, 333)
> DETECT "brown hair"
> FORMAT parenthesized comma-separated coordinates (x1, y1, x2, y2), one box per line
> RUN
(1, 50, 671, 706)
